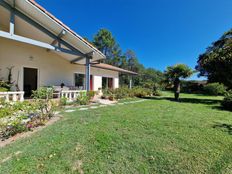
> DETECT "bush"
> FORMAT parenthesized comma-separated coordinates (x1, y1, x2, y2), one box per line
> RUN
(132, 87, 153, 98)
(87, 91, 95, 100)
(221, 90, 232, 111)
(0, 80, 11, 91)
(0, 87, 8, 92)
(203, 83, 226, 96)
(32, 87, 53, 99)
(60, 97, 67, 106)
(181, 81, 205, 94)
(76, 91, 90, 105)
(102, 87, 156, 100)
(0, 101, 42, 140)
(0, 88, 56, 140)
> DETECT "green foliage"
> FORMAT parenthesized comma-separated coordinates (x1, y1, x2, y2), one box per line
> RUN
(60, 97, 67, 106)
(181, 80, 206, 94)
(203, 83, 227, 96)
(1, 119, 27, 140)
(0, 80, 11, 91)
(164, 64, 194, 100)
(76, 91, 90, 105)
(196, 29, 232, 88)
(92, 29, 165, 88)
(103, 87, 157, 100)
(32, 87, 53, 99)
(93, 29, 118, 64)
(221, 90, 232, 111)
(0, 93, 231, 173)
(0, 88, 56, 140)
(0, 87, 8, 92)
(87, 91, 96, 100)
(132, 87, 153, 98)
(164, 64, 194, 81)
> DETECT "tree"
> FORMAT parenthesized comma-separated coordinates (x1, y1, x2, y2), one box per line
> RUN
(164, 64, 193, 101)
(93, 29, 118, 64)
(120, 50, 144, 86)
(196, 29, 232, 89)
(92, 29, 165, 89)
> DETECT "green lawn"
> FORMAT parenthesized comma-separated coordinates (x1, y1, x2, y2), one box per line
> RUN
(0, 92, 232, 174)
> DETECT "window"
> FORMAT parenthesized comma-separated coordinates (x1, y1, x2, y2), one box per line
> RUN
(102, 77, 113, 89)
(102, 77, 107, 89)
(74, 74, 85, 89)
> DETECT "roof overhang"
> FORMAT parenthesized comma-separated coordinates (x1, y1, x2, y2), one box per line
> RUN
(92, 63, 138, 75)
(0, 0, 106, 64)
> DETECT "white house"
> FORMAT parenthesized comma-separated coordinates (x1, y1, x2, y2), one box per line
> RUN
(0, 0, 137, 99)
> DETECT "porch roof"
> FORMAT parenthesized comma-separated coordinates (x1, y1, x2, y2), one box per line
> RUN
(1, 0, 106, 64)
(92, 63, 138, 75)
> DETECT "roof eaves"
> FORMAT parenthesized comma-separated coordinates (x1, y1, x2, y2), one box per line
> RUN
(27, 0, 106, 58)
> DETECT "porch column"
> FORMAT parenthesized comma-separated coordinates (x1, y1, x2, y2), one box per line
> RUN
(129, 76, 132, 89)
(85, 58, 90, 91)
(10, 4, 15, 35)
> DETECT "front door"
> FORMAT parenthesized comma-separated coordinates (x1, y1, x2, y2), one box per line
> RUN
(90, 75, 93, 91)
(23, 67, 38, 97)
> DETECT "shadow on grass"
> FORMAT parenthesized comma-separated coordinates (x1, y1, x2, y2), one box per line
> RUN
(213, 123, 232, 135)
(143, 96, 222, 105)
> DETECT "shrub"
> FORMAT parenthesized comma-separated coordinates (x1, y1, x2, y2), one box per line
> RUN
(221, 90, 232, 111)
(87, 91, 95, 100)
(0, 87, 8, 92)
(114, 87, 130, 99)
(0, 87, 56, 140)
(203, 83, 226, 96)
(32, 87, 53, 99)
(102, 87, 155, 100)
(0, 80, 11, 91)
(0, 101, 40, 140)
(181, 81, 205, 94)
(132, 87, 153, 98)
(60, 97, 67, 106)
(76, 92, 90, 105)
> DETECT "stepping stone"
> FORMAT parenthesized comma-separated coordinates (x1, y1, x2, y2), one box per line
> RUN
(54, 111, 60, 115)
(65, 110, 75, 113)
(90, 106, 98, 109)
(99, 105, 107, 107)
(118, 103, 124, 105)
(79, 108, 88, 111)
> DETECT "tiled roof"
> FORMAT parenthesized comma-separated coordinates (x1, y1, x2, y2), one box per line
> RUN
(27, 0, 105, 57)
(92, 63, 138, 75)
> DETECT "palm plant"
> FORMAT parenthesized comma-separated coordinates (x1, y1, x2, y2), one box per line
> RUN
(164, 64, 194, 101)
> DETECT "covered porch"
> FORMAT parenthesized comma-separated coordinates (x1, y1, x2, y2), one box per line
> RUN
(0, 0, 106, 101)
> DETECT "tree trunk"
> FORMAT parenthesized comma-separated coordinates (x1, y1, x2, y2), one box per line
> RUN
(174, 78, 181, 101)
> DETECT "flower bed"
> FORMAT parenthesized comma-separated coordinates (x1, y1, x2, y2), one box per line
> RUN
(0, 88, 56, 141)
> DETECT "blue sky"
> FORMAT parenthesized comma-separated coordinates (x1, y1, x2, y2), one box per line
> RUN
(37, 0, 232, 78)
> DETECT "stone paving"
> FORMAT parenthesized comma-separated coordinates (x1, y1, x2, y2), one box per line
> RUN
(64, 99, 146, 112)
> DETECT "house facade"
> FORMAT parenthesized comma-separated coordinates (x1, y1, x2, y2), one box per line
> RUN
(0, 0, 136, 98)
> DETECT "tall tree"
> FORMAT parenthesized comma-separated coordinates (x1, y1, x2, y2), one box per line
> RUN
(165, 64, 193, 101)
(125, 50, 140, 72)
(93, 29, 118, 64)
(92, 29, 165, 88)
(196, 29, 232, 89)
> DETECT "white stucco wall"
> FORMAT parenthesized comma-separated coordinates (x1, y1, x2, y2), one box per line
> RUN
(93, 76, 102, 91)
(0, 38, 120, 91)
(114, 78, 119, 89)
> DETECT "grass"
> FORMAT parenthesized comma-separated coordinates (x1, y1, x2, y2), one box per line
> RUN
(0, 92, 232, 173)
